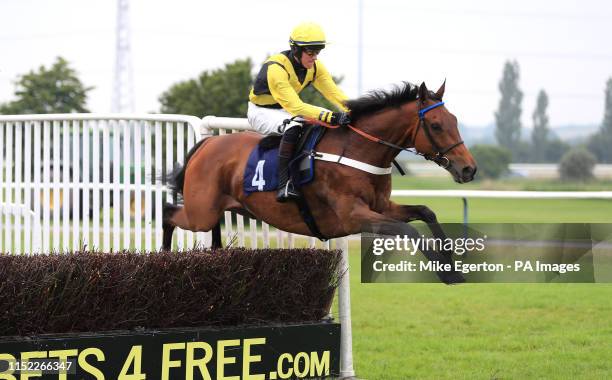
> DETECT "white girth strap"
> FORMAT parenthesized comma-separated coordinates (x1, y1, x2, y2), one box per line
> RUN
(312, 151, 393, 175)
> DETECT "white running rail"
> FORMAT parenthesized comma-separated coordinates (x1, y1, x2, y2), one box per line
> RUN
(391, 190, 612, 225)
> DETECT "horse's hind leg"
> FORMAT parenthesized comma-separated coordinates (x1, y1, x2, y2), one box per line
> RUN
(162, 203, 183, 251)
(162, 201, 226, 250)
(211, 222, 222, 249)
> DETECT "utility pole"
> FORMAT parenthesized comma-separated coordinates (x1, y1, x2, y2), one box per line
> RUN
(357, 0, 364, 96)
(112, 0, 134, 113)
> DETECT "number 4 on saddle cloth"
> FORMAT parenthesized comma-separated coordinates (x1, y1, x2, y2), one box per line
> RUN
(243, 124, 327, 239)
(243, 125, 324, 195)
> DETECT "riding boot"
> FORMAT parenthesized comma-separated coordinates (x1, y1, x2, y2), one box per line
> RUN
(276, 126, 302, 203)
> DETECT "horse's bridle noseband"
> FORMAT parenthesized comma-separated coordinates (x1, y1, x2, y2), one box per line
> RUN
(414, 100, 464, 168)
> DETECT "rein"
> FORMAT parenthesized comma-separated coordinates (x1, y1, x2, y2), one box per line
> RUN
(305, 100, 464, 169)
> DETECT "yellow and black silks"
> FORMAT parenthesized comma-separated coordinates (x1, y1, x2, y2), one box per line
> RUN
(249, 51, 348, 123)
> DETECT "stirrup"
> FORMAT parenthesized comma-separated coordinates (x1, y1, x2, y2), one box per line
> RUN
(276, 180, 301, 202)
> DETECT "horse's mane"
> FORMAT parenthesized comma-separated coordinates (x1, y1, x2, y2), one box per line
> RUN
(345, 81, 419, 122)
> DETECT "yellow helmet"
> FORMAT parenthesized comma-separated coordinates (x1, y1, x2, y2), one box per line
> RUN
(289, 22, 326, 48)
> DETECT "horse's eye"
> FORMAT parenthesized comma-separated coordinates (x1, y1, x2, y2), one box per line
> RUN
(431, 123, 443, 132)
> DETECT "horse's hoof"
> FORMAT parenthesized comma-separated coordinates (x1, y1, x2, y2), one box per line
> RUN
(439, 270, 465, 285)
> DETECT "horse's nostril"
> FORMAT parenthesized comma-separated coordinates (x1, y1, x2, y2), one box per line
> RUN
(462, 166, 476, 179)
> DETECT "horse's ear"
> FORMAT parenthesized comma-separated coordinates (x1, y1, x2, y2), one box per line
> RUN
(419, 82, 429, 100)
(435, 79, 446, 99)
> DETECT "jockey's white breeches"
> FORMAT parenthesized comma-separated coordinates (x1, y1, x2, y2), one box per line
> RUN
(247, 102, 302, 135)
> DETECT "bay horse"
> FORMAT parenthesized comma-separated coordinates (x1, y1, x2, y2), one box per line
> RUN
(163, 81, 477, 284)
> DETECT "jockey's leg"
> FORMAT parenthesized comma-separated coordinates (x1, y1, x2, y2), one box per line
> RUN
(247, 102, 303, 202)
(276, 125, 302, 202)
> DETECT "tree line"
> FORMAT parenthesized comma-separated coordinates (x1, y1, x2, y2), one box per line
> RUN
(471, 60, 611, 180)
(0, 57, 335, 118)
(493, 60, 612, 165)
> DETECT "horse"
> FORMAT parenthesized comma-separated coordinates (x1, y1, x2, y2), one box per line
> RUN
(162, 81, 477, 284)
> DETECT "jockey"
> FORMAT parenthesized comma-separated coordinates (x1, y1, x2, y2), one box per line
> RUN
(248, 22, 351, 202)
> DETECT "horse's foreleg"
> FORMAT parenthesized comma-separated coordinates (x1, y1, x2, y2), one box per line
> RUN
(382, 202, 451, 246)
(382, 202, 437, 223)
(344, 204, 464, 284)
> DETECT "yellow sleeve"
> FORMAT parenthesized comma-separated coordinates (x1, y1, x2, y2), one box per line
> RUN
(267, 64, 334, 123)
(312, 61, 349, 112)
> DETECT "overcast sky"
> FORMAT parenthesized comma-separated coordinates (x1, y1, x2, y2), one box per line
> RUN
(1, 0, 610, 127)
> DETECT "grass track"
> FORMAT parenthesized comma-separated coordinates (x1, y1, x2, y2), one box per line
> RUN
(391, 197, 612, 223)
(345, 244, 612, 380)
(346, 177, 612, 379)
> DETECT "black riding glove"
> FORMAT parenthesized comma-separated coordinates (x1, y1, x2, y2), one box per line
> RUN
(330, 112, 351, 127)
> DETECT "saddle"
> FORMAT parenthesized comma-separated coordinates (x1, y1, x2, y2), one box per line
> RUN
(244, 124, 325, 194)
(243, 124, 327, 240)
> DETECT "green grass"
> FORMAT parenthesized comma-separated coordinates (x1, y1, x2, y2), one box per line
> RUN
(391, 197, 612, 223)
(343, 177, 612, 379)
(343, 242, 612, 380)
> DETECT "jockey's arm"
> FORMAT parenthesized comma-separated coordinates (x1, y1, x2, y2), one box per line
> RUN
(312, 61, 349, 112)
(267, 64, 334, 123)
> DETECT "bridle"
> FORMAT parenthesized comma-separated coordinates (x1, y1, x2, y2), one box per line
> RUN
(413, 99, 465, 168)
(343, 98, 464, 169)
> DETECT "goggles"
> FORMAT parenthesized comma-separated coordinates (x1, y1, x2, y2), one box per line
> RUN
(303, 47, 322, 57)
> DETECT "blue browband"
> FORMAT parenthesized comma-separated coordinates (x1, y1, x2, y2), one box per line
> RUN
(418, 101, 445, 119)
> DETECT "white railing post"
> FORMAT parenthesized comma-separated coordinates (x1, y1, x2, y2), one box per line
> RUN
(14, 122, 22, 254)
(0, 204, 41, 254)
(5, 122, 14, 253)
(23, 121, 32, 253)
(338, 237, 355, 378)
(144, 120, 152, 251)
(0, 120, 4, 253)
(134, 121, 143, 251)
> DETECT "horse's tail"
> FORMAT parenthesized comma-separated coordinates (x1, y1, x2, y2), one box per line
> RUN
(166, 165, 186, 196)
(166, 138, 207, 195)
